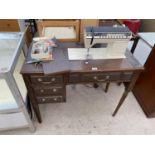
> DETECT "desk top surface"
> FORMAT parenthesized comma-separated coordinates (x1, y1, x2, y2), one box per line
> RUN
(21, 42, 143, 75)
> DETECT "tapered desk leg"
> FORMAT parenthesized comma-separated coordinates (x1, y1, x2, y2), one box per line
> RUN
(105, 82, 110, 93)
(112, 72, 141, 116)
(33, 104, 42, 123)
(112, 91, 128, 116)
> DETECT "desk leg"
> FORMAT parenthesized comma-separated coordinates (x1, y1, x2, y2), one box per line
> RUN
(105, 82, 110, 93)
(32, 104, 42, 123)
(112, 72, 141, 116)
(23, 75, 42, 123)
(112, 91, 128, 116)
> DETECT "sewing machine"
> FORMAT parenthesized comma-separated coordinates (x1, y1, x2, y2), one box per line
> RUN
(83, 26, 132, 59)
(68, 26, 132, 60)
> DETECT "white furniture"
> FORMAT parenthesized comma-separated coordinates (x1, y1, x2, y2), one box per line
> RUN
(0, 32, 35, 131)
(37, 20, 80, 42)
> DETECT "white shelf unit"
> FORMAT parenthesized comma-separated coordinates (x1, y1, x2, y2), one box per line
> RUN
(0, 32, 35, 132)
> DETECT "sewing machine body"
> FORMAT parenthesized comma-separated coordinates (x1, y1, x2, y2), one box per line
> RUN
(84, 26, 132, 59)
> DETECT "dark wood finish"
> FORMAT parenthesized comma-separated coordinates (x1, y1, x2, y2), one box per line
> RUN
(105, 35, 142, 91)
(80, 72, 133, 83)
(22, 75, 42, 123)
(37, 96, 63, 104)
(30, 75, 63, 85)
(33, 86, 64, 95)
(113, 71, 141, 116)
(42, 41, 71, 75)
(133, 45, 155, 117)
(105, 82, 110, 93)
(21, 42, 143, 123)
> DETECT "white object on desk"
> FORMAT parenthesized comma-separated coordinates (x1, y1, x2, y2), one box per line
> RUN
(43, 27, 76, 39)
(68, 48, 126, 60)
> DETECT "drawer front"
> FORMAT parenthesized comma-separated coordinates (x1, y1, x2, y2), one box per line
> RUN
(121, 72, 133, 81)
(69, 74, 80, 83)
(33, 86, 64, 95)
(37, 96, 63, 104)
(81, 73, 120, 82)
(81, 72, 133, 82)
(30, 75, 63, 85)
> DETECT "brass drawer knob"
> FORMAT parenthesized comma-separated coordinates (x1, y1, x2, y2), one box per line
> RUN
(51, 78, 56, 82)
(42, 98, 46, 102)
(40, 89, 44, 93)
(54, 98, 57, 101)
(93, 76, 97, 80)
(106, 75, 110, 79)
(52, 88, 57, 92)
(38, 78, 42, 82)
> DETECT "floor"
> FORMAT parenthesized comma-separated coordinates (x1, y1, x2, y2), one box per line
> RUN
(1, 83, 155, 135)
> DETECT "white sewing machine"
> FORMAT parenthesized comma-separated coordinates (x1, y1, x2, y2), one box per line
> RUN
(84, 26, 132, 59)
(68, 26, 132, 60)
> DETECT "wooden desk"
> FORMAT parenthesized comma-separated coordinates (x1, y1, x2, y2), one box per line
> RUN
(21, 42, 143, 123)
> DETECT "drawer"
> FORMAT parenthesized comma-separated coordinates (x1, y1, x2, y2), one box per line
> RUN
(69, 74, 80, 83)
(81, 72, 120, 82)
(33, 86, 64, 95)
(30, 75, 63, 85)
(80, 72, 133, 82)
(121, 72, 133, 81)
(37, 96, 63, 104)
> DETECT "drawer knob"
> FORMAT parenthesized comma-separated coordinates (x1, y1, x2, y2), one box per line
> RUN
(106, 75, 110, 79)
(42, 98, 46, 102)
(52, 88, 57, 92)
(51, 78, 56, 82)
(40, 89, 44, 93)
(54, 98, 57, 101)
(38, 78, 42, 82)
(93, 76, 97, 80)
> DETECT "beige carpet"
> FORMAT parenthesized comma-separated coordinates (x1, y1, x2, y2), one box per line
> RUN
(1, 83, 155, 135)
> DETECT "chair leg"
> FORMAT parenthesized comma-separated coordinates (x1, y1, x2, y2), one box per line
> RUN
(105, 82, 110, 93)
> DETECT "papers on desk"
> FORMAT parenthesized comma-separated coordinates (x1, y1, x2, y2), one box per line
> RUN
(68, 48, 126, 60)
(42, 45, 69, 75)
(31, 37, 57, 61)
